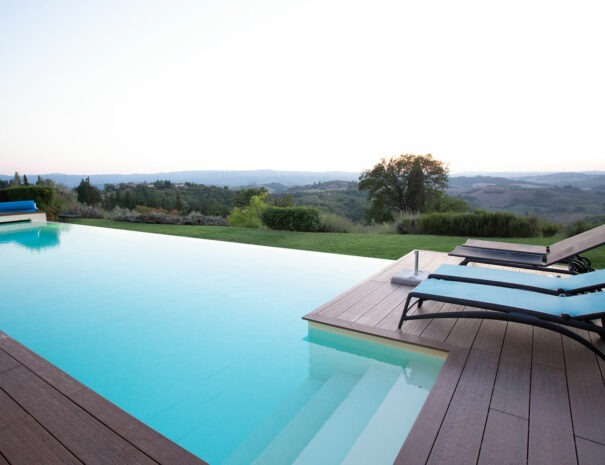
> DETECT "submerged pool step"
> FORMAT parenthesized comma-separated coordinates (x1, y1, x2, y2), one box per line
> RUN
(222, 378, 324, 465)
(340, 374, 429, 465)
(292, 364, 402, 465)
(252, 371, 359, 465)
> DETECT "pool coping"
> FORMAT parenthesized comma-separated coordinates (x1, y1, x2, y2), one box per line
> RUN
(0, 331, 209, 465)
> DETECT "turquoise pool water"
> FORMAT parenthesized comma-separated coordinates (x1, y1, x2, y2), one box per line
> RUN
(0, 223, 444, 465)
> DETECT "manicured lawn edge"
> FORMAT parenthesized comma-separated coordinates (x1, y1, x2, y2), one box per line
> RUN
(69, 219, 604, 268)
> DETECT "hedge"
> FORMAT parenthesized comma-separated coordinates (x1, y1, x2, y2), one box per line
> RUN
(261, 206, 322, 232)
(399, 210, 541, 237)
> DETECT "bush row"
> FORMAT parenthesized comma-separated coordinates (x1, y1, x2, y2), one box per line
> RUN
(261, 206, 322, 232)
(397, 211, 546, 237)
(109, 208, 228, 226)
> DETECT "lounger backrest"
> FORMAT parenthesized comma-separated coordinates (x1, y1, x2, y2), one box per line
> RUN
(548, 223, 605, 263)
(0, 200, 37, 213)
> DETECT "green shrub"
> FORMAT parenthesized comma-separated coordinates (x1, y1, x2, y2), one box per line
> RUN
(319, 213, 356, 233)
(565, 219, 597, 237)
(540, 222, 560, 237)
(415, 210, 540, 237)
(396, 214, 421, 234)
(261, 206, 322, 232)
(227, 193, 268, 228)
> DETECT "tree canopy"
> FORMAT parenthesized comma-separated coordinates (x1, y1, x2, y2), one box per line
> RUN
(74, 177, 102, 205)
(358, 154, 449, 222)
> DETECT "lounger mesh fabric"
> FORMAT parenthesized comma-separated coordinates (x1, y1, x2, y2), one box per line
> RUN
(429, 264, 605, 295)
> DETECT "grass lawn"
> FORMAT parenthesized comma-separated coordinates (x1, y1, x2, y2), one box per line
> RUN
(71, 219, 605, 268)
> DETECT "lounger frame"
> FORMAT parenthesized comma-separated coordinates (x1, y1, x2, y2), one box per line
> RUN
(428, 267, 605, 295)
(397, 290, 605, 360)
(450, 224, 605, 274)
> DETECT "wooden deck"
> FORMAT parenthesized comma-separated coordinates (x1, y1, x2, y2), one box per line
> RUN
(304, 250, 605, 465)
(0, 332, 208, 465)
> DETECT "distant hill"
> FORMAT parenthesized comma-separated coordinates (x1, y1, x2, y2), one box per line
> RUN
(513, 172, 605, 189)
(0, 170, 361, 188)
(448, 172, 605, 224)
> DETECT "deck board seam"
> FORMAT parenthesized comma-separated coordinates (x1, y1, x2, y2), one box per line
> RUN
(573, 435, 605, 448)
(487, 406, 530, 422)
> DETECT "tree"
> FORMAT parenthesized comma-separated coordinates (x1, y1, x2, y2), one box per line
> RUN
(233, 187, 268, 208)
(358, 154, 449, 222)
(74, 177, 102, 205)
(12, 172, 22, 186)
(227, 192, 269, 228)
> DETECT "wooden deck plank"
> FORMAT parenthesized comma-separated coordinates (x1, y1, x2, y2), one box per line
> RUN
(576, 438, 605, 465)
(477, 409, 528, 465)
(354, 285, 410, 326)
(491, 322, 532, 419)
(444, 314, 483, 349)
(315, 280, 383, 318)
(0, 350, 20, 374)
(71, 388, 205, 465)
(0, 333, 209, 465)
(0, 333, 83, 395)
(396, 301, 449, 338)
(394, 348, 469, 465)
(529, 363, 577, 465)
(562, 336, 605, 445)
(0, 416, 83, 465)
(426, 349, 499, 465)
(532, 327, 565, 369)
(336, 282, 400, 322)
(0, 365, 160, 465)
(472, 319, 507, 354)
(0, 388, 28, 428)
(415, 305, 458, 343)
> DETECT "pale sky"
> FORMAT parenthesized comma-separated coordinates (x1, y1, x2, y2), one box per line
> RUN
(1, 0, 604, 176)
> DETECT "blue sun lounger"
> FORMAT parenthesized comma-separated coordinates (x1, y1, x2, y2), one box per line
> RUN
(429, 264, 605, 295)
(397, 279, 605, 359)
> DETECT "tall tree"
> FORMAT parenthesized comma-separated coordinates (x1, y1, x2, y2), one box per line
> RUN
(12, 172, 22, 186)
(405, 157, 425, 211)
(74, 177, 102, 205)
(358, 154, 449, 222)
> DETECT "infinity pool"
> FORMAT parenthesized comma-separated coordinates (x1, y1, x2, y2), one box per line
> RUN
(0, 223, 444, 465)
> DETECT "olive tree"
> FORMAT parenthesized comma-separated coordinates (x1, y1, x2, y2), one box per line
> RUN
(358, 154, 449, 222)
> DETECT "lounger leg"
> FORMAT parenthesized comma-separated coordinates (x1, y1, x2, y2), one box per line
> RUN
(398, 294, 416, 329)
